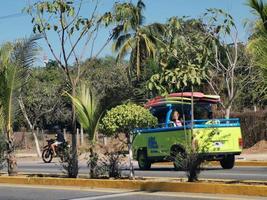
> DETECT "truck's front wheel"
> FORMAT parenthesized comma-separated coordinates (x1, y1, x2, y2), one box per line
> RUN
(220, 155, 235, 169)
(138, 151, 151, 170)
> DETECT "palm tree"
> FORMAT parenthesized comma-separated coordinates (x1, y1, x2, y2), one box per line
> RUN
(247, 0, 267, 70)
(112, 0, 164, 79)
(0, 37, 38, 176)
(66, 83, 102, 178)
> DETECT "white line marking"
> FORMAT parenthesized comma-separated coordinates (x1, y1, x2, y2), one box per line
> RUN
(69, 191, 141, 200)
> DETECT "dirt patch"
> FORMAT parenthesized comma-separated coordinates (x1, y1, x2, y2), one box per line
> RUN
(242, 140, 267, 154)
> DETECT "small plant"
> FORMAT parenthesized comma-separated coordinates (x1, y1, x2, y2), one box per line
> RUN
(59, 146, 79, 178)
(173, 148, 203, 182)
(86, 143, 126, 179)
(173, 128, 219, 182)
(101, 143, 126, 178)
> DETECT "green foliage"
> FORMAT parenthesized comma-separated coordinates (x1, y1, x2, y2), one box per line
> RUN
(247, 0, 267, 72)
(99, 103, 158, 136)
(19, 64, 71, 129)
(25, 0, 108, 35)
(147, 18, 211, 95)
(112, 0, 165, 79)
(82, 57, 132, 109)
(148, 64, 206, 95)
(66, 83, 100, 141)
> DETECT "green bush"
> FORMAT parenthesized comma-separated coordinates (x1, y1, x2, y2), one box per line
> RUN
(99, 103, 157, 179)
(99, 103, 158, 136)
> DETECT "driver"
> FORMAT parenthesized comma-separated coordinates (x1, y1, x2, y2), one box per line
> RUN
(51, 126, 65, 157)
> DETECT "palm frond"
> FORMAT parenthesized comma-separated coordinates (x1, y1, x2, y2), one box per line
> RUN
(113, 33, 132, 52)
(0, 36, 39, 136)
(116, 37, 135, 61)
(13, 35, 40, 68)
(137, 0, 146, 10)
(141, 33, 156, 58)
(66, 83, 101, 141)
(247, 0, 267, 30)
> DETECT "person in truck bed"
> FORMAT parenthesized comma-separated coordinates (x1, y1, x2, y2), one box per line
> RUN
(171, 110, 183, 127)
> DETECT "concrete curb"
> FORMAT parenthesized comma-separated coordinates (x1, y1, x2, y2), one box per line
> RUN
(154, 161, 267, 167)
(0, 176, 266, 197)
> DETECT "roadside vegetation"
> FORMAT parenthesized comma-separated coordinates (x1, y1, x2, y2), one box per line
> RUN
(0, 0, 266, 182)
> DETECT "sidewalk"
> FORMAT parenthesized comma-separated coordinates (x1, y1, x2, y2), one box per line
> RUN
(236, 153, 267, 161)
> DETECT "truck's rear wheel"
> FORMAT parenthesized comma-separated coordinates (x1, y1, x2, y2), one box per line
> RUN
(138, 151, 151, 170)
(220, 155, 235, 169)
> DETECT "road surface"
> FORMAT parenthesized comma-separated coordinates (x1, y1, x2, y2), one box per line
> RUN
(12, 160, 267, 181)
(0, 184, 265, 200)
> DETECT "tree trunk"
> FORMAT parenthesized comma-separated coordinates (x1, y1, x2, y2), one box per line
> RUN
(7, 138, 17, 176)
(80, 127, 84, 145)
(18, 99, 41, 157)
(127, 134, 134, 179)
(69, 86, 78, 178)
(225, 106, 231, 119)
(136, 36, 141, 80)
(253, 105, 257, 112)
(32, 129, 41, 157)
(191, 86, 195, 150)
(88, 144, 96, 178)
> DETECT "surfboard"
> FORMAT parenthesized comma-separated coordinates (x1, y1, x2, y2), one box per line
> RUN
(168, 92, 204, 98)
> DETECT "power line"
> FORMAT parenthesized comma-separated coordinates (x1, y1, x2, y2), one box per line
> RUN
(0, 13, 26, 20)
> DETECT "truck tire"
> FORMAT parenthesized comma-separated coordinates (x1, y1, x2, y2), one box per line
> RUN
(138, 150, 151, 170)
(220, 155, 235, 169)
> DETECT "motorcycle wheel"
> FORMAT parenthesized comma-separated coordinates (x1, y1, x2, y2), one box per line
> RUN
(42, 149, 53, 163)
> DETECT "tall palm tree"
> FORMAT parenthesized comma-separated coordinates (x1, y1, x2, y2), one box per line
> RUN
(0, 36, 39, 175)
(247, 0, 267, 70)
(66, 83, 102, 178)
(112, 0, 164, 79)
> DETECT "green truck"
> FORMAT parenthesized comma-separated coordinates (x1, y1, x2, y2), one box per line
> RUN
(132, 92, 243, 170)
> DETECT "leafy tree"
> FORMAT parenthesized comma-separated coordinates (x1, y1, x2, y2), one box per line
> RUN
(0, 37, 38, 176)
(147, 17, 211, 95)
(82, 57, 132, 109)
(66, 83, 101, 178)
(247, 0, 267, 71)
(99, 103, 158, 179)
(112, 0, 164, 79)
(26, 0, 113, 178)
(18, 65, 70, 157)
(20, 65, 71, 129)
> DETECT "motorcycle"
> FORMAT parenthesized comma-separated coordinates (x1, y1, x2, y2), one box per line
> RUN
(42, 139, 70, 163)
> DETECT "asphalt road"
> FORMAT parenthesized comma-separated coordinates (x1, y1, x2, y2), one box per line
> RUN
(0, 184, 265, 200)
(13, 160, 267, 181)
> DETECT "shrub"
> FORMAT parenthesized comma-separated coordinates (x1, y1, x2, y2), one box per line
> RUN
(99, 103, 158, 179)
(86, 143, 126, 179)
(99, 103, 158, 137)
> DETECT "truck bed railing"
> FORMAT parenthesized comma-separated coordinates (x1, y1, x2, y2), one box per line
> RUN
(134, 118, 240, 134)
